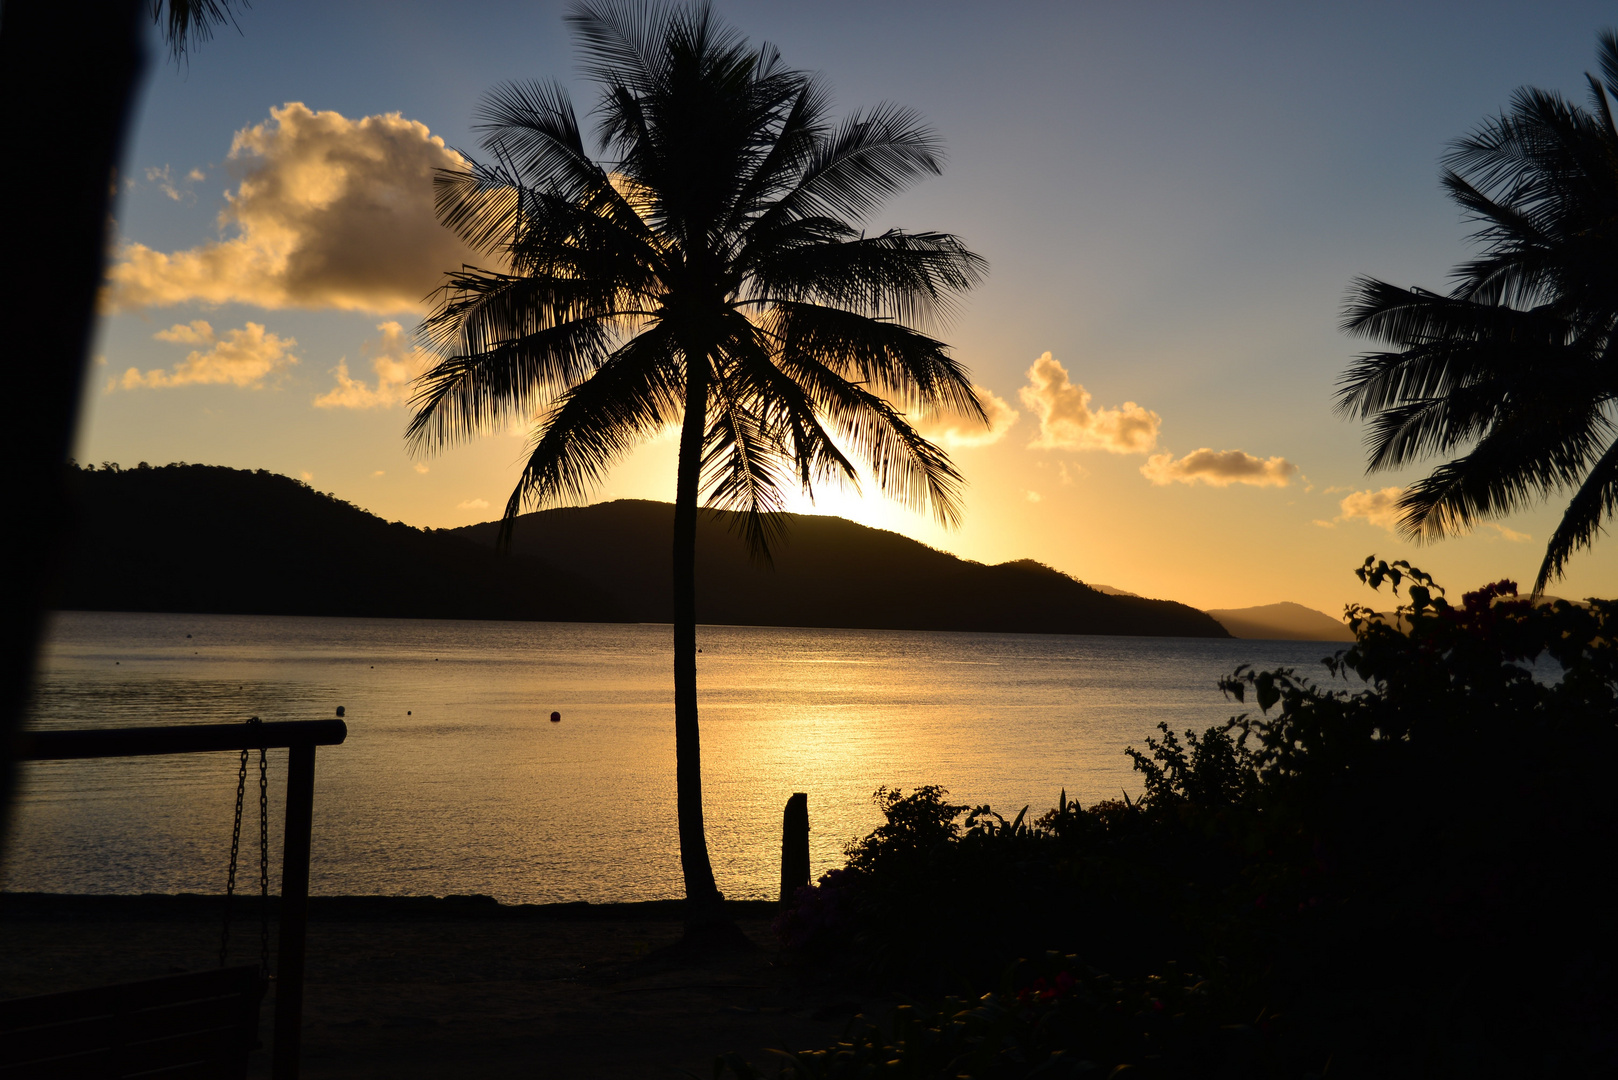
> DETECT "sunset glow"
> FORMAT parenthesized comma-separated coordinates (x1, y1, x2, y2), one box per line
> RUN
(82, 0, 1618, 616)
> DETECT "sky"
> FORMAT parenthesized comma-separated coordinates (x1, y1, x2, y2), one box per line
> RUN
(83, 0, 1618, 616)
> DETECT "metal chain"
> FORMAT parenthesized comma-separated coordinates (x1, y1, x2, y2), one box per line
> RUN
(220, 716, 271, 979)
(218, 719, 254, 968)
(257, 736, 271, 979)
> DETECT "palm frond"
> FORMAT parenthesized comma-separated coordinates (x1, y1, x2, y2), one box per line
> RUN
(1536, 433, 1618, 592)
(497, 325, 685, 543)
(768, 302, 983, 418)
(745, 229, 987, 330)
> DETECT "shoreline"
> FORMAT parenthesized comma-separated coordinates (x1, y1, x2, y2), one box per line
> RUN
(2, 891, 853, 1078)
(0, 891, 781, 922)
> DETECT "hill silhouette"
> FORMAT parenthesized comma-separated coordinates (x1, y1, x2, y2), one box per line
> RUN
(53, 463, 622, 622)
(56, 466, 1225, 637)
(456, 500, 1227, 637)
(1205, 601, 1355, 642)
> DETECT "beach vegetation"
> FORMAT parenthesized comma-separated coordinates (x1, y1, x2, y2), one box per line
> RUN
(760, 559, 1618, 1075)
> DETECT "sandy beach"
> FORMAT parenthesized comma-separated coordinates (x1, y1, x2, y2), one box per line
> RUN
(0, 893, 874, 1078)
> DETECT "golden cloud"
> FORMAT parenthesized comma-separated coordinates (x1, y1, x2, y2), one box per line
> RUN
(105, 103, 477, 314)
(314, 321, 432, 409)
(1141, 447, 1299, 487)
(1482, 522, 1532, 543)
(910, 384, 1019, 447)
(117, 321, 299, 389)
(1018, 352, 1160, 453)
(1335, 486, 1407, 530)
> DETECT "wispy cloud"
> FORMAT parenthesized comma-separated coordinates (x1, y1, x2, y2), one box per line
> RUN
(314, 321, 432, 409)
(105, 103, 477, 315)
(143, 164, 193, 203)
(116, 321, 299, 389)
(1141, 447, 1298, 487)
(1018, 352, 1160, 454)
(457, 498, 490, 511)
(1483, 522, 1532, 543)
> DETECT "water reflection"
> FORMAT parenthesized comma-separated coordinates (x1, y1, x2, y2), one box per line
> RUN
(7, 611, 1349, 903)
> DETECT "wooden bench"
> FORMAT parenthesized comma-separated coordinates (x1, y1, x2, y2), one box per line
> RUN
(0, 965, 261, 1079)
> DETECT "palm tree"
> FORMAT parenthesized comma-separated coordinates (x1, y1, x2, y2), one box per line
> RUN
(1338, 31, 1618, 593)
(406, 0, 986, 932)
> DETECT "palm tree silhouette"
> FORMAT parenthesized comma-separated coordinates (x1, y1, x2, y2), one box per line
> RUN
(1339, 31, 1618, 592)
(407, 0, 986, 932)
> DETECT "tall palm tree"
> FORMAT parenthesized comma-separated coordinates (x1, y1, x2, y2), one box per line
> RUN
(407, 0, 986, 930)
(1338, 31, 1618, 593)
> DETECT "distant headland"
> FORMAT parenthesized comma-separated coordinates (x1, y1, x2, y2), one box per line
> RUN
(54, 463, 1248, 639)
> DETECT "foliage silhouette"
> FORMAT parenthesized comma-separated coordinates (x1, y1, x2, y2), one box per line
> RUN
(1340, 31, 1618, 591)
(407, 1, 985, 930)
(762, 561, 1617, 1076)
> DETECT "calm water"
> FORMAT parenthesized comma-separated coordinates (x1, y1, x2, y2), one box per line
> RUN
(5, 612, 1352, 903)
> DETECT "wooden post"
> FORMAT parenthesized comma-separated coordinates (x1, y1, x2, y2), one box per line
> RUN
(780, 792, 809, 903)
(272, 744, 317, 1080)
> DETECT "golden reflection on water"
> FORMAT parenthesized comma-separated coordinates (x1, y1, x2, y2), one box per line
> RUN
(6, 612, 1346, 903)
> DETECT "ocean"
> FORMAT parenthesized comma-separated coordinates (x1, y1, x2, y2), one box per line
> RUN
(5, 611, 1352, 903)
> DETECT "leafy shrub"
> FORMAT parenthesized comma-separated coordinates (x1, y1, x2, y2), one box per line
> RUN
(762, 560, 1618, 1077)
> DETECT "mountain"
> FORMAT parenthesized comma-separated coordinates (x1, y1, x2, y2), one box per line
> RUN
(1205, 601, 1354, 642)
(56, 465, 1226, 637)
(53, 463, 623, 622)
(455, 500, 1227, 637)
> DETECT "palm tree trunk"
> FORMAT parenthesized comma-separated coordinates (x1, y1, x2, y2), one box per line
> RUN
(672, 348, 724, 928)
(0, 0, 146, 863)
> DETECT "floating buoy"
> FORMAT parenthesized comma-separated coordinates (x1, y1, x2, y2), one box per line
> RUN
(336, 706, 346, 718)
(407, 710, 412, 715)
(550, 711, 561, 723)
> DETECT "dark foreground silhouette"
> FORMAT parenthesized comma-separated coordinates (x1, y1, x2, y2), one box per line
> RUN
(57, 463, 1226, 638)
(751, 561, 1617, 1077)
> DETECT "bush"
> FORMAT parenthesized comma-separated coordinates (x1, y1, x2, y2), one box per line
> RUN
(759, 560, 1618, 1077)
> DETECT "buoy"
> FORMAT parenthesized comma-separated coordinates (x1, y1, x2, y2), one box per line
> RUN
(407, 710, 412, 715)
(336, 706, 346, 718)
(550, 711, 561, 723)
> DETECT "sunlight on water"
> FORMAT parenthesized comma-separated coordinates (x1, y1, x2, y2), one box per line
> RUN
(5, 612, 1351, 903)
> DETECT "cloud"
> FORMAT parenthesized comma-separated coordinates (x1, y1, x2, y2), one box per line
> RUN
(1483, 522, 1532, 543)
(910, 385, 1019, 447)
(105, 103, 477, 314)
(1141, 447, 1299, 487)
(1335, 486, 1406, 531)
(314, 321, 432, 409)
(144, 164, 191, 203)
(117, 321, 299, 389)
(413, 462, 430, 475)
(457, 498, 490, 511)
(1018, 352, 1160, 453)
(1025, 490, 1042, 503)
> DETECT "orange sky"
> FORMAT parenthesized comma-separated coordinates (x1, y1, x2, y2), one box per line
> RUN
(78, 2, 1618, 619)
